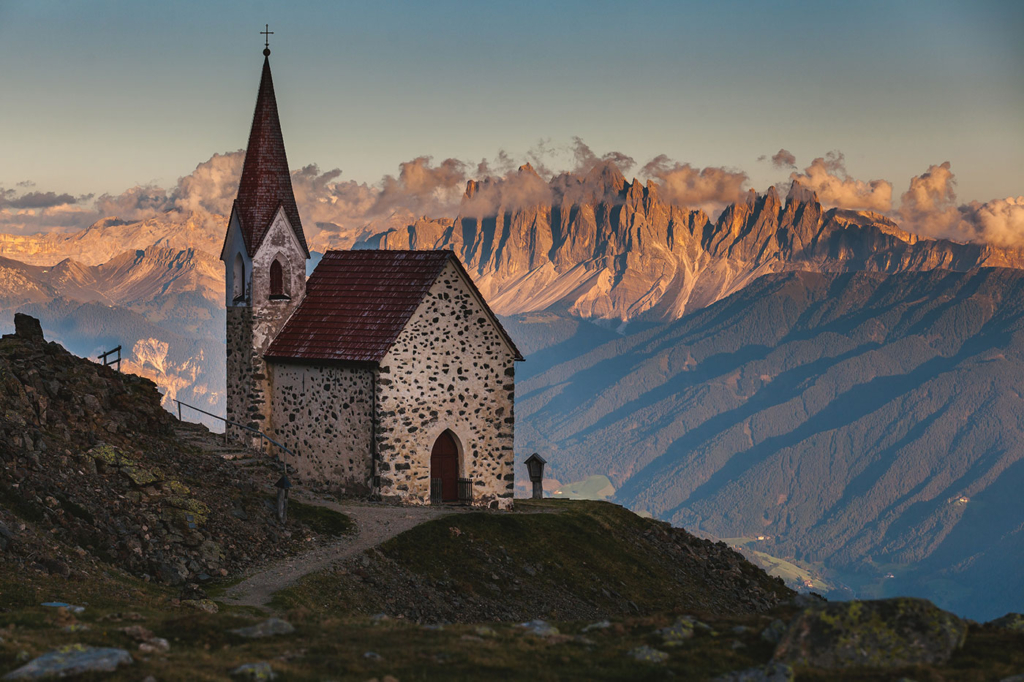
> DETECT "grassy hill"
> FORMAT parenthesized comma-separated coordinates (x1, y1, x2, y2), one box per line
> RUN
(272, 499, 791, 623)
(2, 501, 1023, 681)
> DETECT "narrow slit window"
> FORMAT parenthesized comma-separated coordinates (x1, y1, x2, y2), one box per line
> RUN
(270, 258, 288, 299)
(232, 253, 245, 302)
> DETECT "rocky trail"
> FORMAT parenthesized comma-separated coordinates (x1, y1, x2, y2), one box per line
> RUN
(170, 420, 465, 610)
(219, 496, 459, 610)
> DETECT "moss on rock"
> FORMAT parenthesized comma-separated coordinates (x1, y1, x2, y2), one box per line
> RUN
(774, 597, 967, 669)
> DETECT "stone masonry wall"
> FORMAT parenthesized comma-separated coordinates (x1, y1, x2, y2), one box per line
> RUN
(225, 208, 306, 447)
(268, 361, 374, 492)
(375, 259, 516, 507)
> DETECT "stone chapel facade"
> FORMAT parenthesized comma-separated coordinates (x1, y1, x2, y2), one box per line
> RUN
(219, 50, 521, 508)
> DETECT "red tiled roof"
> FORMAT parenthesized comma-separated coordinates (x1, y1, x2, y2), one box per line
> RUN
(265, 250, 522, 364)
(230, 56, 309, 258)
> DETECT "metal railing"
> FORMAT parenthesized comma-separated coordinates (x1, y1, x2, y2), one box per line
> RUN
(429, 477, 476, 504)
(458, 477, 474, 503)
(98, 345, 121, 372)
(173, 398, 295, 470)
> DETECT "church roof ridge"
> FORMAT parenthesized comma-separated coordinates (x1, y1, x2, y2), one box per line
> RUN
(232, 54, 309, 258)
(265, 249, 522, 364)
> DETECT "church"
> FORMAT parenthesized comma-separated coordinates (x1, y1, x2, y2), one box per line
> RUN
(219, 46, 522, 508)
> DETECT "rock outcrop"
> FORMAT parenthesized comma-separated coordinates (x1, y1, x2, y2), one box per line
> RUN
(773, 598, 967, 669)
(0, 315, 317, 585)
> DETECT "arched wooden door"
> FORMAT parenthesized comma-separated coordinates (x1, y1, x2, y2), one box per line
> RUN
(430, 431, 459, 503)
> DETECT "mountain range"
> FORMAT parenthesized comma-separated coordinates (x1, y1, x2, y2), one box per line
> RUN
(367, 162, 1024, 322)
(0, 244, 224, 423)
(1, 161, 1022, 619)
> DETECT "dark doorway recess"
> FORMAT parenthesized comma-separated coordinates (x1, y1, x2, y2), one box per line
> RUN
(430, 431, 459, 503)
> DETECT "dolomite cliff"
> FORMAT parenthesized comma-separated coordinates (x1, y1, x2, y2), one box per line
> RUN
(368, 162, 1024, 321)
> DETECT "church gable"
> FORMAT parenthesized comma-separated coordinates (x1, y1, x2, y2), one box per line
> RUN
(251, 206, 306, 304)
(375, 258, 517, 507)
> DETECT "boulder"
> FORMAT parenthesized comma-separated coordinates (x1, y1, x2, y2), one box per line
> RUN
(988, 613, 1024, 632)
(714, 662, 794, 682)
(2, 644, 132, 679)
(774, 598, 967, 669)
(628, 645, 669, 663)
(517, 619, 559, 637)
(229, 618, 295, 639)
(229, 662, 276, 680)
(656, 617, 695, 646)
(13, 314, 44, 342)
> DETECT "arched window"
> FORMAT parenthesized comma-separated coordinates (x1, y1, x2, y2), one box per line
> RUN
(269, 258, 288, 299)
(232, 253, 245, 302)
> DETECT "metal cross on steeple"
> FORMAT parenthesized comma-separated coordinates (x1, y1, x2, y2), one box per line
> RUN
(261, 24, 274, 55)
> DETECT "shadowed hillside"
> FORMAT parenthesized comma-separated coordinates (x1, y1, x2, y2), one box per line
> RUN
(511, 267, 1024, 620)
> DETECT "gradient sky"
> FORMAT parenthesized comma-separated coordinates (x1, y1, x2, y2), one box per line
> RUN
(1, 0, 1021, 204)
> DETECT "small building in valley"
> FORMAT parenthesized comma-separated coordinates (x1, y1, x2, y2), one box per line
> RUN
(220, 48, 522, 507)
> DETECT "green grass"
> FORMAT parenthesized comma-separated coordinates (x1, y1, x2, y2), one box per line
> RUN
(725, 537, 834, 593)
(273, 498, 355, 537)
(272, 499, 789, 622)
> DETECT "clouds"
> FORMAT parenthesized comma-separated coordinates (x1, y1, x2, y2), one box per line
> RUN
(896, 161, 1024, 247)
(0, 185, 95, 234)
(895, 161, 963, 239)
(963, 197, 1024, 248)
(3, 140, 1022, 253)
(172, 151, 245, 216)
(640, 155, 749, 214)
(0, 190, 87, 209)
(371, 156, 468, 219)
(759, 148, 797, 169)
(570, 137, 636, 176)
(787, 151, 893, 213)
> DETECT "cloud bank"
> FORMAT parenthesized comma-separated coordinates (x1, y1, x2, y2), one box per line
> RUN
(897, 161, 1024, 247)
(788, 151, 893, 213)
(2, 141, 1021, 249)
(641, 156, 749, 215)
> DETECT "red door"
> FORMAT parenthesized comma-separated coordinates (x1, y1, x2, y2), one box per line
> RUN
(430, 432, 459, 502)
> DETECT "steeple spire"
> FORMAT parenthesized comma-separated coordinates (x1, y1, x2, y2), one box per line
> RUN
(231, 47, 309, 258)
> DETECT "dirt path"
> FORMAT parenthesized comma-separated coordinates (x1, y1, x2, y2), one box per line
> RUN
(219, 496, 459, 610)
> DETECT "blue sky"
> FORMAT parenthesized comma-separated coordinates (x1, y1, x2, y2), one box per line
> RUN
(1, 0, 1021, 203)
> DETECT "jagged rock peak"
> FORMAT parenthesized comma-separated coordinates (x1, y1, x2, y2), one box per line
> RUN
(583, 161, 628, 196)
(518, 162, 540, 177)
(787, 180, 819, 206)
(465, 179, 479, 200)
